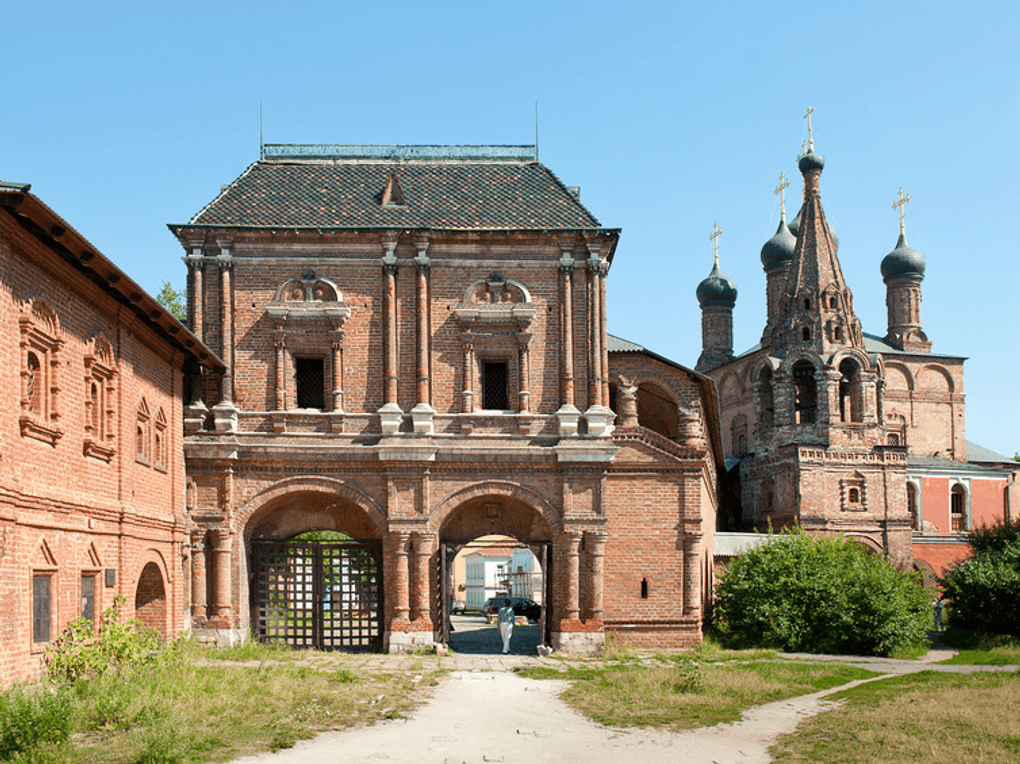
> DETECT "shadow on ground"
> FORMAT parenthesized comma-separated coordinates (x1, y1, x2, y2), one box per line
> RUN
(447, 613, 542, 655)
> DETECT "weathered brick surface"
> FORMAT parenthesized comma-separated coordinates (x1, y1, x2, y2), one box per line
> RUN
(0, 205, 190, 686)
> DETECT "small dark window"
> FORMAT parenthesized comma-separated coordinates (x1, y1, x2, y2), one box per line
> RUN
(481, 361, 509, 410)
(793, 361, 817, 424)
(640, 578, 649, 599)
(295, 358, 325, 409)
(33, 575, 51, 643)
(951, 485, 966, 531)
(81, 574, 96, 623)
(804, 298, 811, 310)
(26, 352, 40, 413)
(848, 487, 860, 503)
(907, 483, 919, 530)
(829, 296, 838, 308)
(802, 327, 811, 342)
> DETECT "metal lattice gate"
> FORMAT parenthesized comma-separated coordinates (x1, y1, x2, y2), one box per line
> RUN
(251, 540, 383, 651)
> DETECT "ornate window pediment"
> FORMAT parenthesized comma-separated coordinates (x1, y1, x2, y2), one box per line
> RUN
(841, 471, 868, 512)
(454, 275, 535, 326)
(83, 333, 117, 462)
(266, 271, 350, 325)
(20, 297, 63, 446)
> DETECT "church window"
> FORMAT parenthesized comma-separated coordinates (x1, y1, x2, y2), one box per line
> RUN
(730, 414, 748, 455)
(793, 361, 817, 424)
(294, 357, 326, 409)
(838, 359, 863, 423)
(640, 578, 648, 599)
(841, 473, 867, 511)
(737, 433, 747, 454)
(907, 482, 919, 530)
(951, 485, 967, 531)
(20, 298, 63, 446)
(804, 298, 811, 310)
(481, 360, 510, 410)
(802, 327, 811, 342)
(81, 574, 96, 623)
(887, 433, 900, 446)
(848, 487, 860, 504)
(33, 574, 52, 643)
(829, 296, 838, 308)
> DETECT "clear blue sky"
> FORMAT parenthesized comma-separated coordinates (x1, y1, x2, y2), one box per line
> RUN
(5, 1, 1018, 456)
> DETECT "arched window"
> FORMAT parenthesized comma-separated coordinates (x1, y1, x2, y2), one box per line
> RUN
(907, 482, 919, 530)
(758, 368, 775, 429)
(839, 359, 863, 423)
(951, 485, 967, 531)
(793, 361, 817, 424)
(26, 352, 40, 413)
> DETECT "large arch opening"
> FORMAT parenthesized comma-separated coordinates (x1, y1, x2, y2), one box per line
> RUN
(246, 491, 383, 652)
(438, 495, 553, 655)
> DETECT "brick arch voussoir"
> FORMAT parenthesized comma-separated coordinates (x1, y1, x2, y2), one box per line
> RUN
(620, 372, 690, 408)
(779, 349, 826, 376)
(750, 355, 781, 380)
(845, 534, 884, 555)
(238, 476, 388, 542)
(430, 481, 562, 535)
(829, 346, 873, 373)
(132, 548, 170, 592)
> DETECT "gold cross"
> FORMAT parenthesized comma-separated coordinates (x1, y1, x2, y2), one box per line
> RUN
(892, 188, 911, 235)
(710, 222, 722, 266)
(804, 106, 815, 151)
(775, 172, 790, 217)
(798, 140, 807, 161)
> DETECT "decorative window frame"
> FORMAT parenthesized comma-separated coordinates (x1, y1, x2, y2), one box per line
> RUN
(19, 297, 63, 446)
(153, 407, 168, 472)
(83, 334, 117, 462)
(840, 472, 868, 512)
(136, 397, 151, 466)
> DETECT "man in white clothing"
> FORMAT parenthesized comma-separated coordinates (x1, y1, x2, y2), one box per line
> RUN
(497, 598, 515, 654)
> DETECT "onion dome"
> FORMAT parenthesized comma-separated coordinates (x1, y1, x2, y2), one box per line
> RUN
(798, 150, 825, 173)
(881, 233, 926, 281)
(789, 203, 840, 252)
(696, 258, 738, 308)
(760, 218, 796, 270)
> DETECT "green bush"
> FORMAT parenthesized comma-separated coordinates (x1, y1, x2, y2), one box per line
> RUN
(46, 594, 165, 683)
(713, 528, 930, 656)
(939, 519, 1020, 639)
(0, 683, 73, 761)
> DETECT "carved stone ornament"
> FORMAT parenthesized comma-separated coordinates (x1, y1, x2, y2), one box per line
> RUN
(454, 275, 535, 326)
(266, 272, 350, 327)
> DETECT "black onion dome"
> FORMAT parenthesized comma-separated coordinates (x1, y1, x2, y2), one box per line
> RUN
(696, 260, 738, 308)
(798, 150, 825, 173)
(881, 233, 926, 281)
(789, 203, 840, 252)
(760, 218, 796, 270)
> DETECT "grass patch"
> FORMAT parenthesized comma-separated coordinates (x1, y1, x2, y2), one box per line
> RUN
(937, 627, 1020, 665)
(942, 647, 1020, 665)
(771, 669, 1020, 763)
(2, 641, 431, 764)
(519, 660, 877, 730)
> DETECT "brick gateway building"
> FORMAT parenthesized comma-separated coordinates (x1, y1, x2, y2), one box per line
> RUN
(171, 145, 722, 653)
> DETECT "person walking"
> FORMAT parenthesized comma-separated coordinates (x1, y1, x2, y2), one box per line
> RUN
(932, 597, 944, 631)
(497, 598, 515, 655)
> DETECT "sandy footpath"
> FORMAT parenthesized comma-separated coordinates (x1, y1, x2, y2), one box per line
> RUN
(229, 669, 868, 764)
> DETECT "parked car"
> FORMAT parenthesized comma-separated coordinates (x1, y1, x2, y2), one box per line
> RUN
(450, 600, 465, 614)
(482, 596, 541, 622)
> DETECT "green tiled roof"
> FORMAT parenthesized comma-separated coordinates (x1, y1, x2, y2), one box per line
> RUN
(186, 159, 603, 231)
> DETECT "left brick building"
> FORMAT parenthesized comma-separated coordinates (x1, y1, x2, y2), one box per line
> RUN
(0, 181, 223, 686)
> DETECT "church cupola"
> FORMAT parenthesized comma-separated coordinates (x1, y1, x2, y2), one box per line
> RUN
(882, 188, 931, 352)
(696, 222, 737, 372)
(769, 113, 863, 357)
(761, 173, 797, 344)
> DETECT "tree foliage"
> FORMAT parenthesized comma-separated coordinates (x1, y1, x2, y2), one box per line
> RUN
(713, 528, 930, 656)
(156, 280, 187, 322)
(939, 519, 1020, 639)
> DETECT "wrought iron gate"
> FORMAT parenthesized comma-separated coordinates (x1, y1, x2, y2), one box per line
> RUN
(251, 539, 383, 651)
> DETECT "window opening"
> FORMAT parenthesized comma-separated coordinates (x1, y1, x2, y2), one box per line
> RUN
(793, 361, 817, 424)
(848, 487, 860, 503)
(295, 357, 326, 409)
(481, 361, 509, 410)
(829, 296, 837, 308)
(951, 485, 966, 531)
(907, 482, 918, 530)
(26, 352, 40, 413)
(838, 359, 863, 423)
(640, 578, 648, 599)
(81, 574, 96, 623)
(758, 368, 775, 429)
(802, 326, 811, 342)
(804, 298, 811, 310)
(33, 575, 51, 643)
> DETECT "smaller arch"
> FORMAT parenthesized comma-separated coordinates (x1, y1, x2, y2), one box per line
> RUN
(838, 358, 864, 423)
(134, 561, 168, 639)
(883, 362, 914, 392)
(617, 371, 690, 409)
(778, 349, 825, 375)
(950, 483, 968, 531)
(431, 480, 562, 537)
(792, 360, 818, 424)
(461, 277, 532, 305)
(917, 364, 955, 393)
(846, 535, 883, 555)
(718, 370, 743, 402)
(273, 275, 343, 303)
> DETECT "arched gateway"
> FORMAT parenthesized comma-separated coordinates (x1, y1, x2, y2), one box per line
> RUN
(244, 481, 386, 651)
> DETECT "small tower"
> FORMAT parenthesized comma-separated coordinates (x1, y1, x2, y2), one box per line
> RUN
(881, 188, 931, 352)
(760, 173, 797, 345)
(696, 223, 737, 372)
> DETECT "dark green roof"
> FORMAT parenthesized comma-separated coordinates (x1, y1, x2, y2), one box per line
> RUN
(184, 156, 603, 231)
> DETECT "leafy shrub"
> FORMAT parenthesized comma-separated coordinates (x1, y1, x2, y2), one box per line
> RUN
(0, 683, 73, 760)
(940, 519, 1020, 639)
(46, 594, 166, 683)
(713, 528, 930, 656)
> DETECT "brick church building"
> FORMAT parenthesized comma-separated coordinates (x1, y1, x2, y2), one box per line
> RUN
(693, 136, 1018, 580)
(169, 144, 722, 653)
